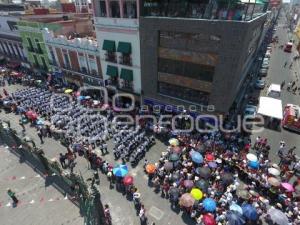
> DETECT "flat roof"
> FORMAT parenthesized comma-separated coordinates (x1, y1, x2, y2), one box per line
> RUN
(258, 97, 283, 119)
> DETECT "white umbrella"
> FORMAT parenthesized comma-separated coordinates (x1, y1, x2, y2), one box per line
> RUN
(246, 153, 258, 162)
(267, 207, 289, 225)
(268, 167, 280, 176)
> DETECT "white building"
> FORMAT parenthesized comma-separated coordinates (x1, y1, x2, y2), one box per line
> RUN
(92, 0, 141, 99)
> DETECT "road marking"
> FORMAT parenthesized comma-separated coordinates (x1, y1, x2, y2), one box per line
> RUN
(149, 206, 164, 220)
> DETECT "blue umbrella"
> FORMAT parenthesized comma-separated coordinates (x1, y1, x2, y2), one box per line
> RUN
(242, 204, 258, 221)
(208, 161, 217, 168)
(248, 160, 259, 169)
(113, 164, 128, 177)
(36, 119, 44, 125)
(191, 152, 203, 164)
(77, 96, 85, 100)
(203, 198, 216, 212)
(229, 203, 243, 215)
(226, 211, 245, 225)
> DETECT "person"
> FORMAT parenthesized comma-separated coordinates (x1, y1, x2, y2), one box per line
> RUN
(59, 153, 66, 168)
(19, 118, 25, 132)
(139, 204, 147, 224)
(7, 188, 18, 205)
(37, 129, 44, 144)
(104, 204, 112, 225)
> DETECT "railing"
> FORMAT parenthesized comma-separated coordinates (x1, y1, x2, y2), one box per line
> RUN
(27, 46, 34, 52)
(35, 48, 43, 54)
(105, 53, 117, 63)
(118, 56, 132, 66)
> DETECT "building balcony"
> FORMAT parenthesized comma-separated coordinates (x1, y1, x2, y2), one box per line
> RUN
(94, 17, 139, 29)
(49, 60, 58, 66)
(117, 84, 134, 93)
(118, 56, 132, 66)
(34, 48, 43, 54)
(105, 53, 117, 63)
(27, 46, 34, 52)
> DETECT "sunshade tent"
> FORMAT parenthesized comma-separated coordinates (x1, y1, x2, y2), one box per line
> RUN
(257, 97, 283, 119)
(120, 68, 133, 81)
(117, 42, 131, 54)
(106, 65, 118, 77)
(102, 40, 116, 51)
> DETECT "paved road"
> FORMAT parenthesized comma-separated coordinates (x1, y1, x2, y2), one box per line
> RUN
(249, 12, 300, 162)
(0, 142, 83, 225)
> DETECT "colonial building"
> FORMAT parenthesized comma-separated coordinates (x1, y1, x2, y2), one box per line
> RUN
(44, 32, 103, 87)
(92, 0, 141, 98)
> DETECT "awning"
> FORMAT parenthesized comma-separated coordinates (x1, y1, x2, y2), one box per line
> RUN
(120, 68, 133, 81)
(117, 42, 132, 54)
(106, 65, 118, 77)
(257, 97, 283, 119)
(102, 40, 116, 52)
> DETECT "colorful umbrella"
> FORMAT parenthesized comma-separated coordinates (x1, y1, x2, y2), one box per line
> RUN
(268, 177, 280, 187)
(226, 211, 245, 225)
(169, 153, 180, 162)
(222, 173, 234, 185)
(281, 182, 295, 192)
(36, 119, 44, 125)
(242, 204, 258, 221)
(267, 207, 289, 225)
(246, 153, 258, 162)
(205, 153, 215, 162)
(123, 175, 134, 186)
(145, 164, 156, 174)
(171, 146, 182, 154)
(169, 187, 180, 198)
(169, 138, 179, 146)
(30, 112, 38, 120)
(163, 161, 173, 171)
(196, 167, 211, 179)
(268, 167, 280, 176)
(179, 193, 195, 207)
(203, 198, 217, 212)
(26, 110, 34, 117)
(191, 152, 204, 164)
(248, 160, 259, 169)
(208, 161, 217, 168)
(183, 180, 194, 188)
(64, 89, 73, 94)
(195, 180, 209, 192)
(112, 164, 128, 177)
(236, 189, 251, 200)
(190, 188, 203, 200)
(229, 203, 243, 215)
(202, 213, 216, 225)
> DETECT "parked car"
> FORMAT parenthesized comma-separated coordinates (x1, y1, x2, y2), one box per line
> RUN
(265, 51, 271, 58)
(259, 68, 268, 76)
(261, 61, 269, 69)
(255, 78, 266, 89)
(244, 105, 258, 119)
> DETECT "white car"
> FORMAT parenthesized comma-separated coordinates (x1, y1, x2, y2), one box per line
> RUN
(259, 68, 268, 76)
(244, 105, 258, 119)
(261, 61, 269, 68)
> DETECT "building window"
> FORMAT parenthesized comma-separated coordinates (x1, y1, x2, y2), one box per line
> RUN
(41, 56, 47, 70)
(158, 82, 209, 105)
(33, 54, 39, 67)
(9, 43, 16, 56)
(49, 50, 57, 65)
(35, 39, 43, 54)
(63, 53, 70, 68)
(110, 1, 120, 18)
(27, 37, 33, 49)
(100, 0, 107, 16)
(124, 1, 137, 18)
(0, 42, 6, 54)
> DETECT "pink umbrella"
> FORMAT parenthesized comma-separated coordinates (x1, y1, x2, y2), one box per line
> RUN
(281, 183, 295, 192)
(183, 180, 194, 188)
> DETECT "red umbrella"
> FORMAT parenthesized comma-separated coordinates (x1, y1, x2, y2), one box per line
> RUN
(30, 112, 38, 120)
(26, 110, 34, 117)
(205, 153, 215, 162)
(202, 213, 216, 225)
(123, 175, 134, 186)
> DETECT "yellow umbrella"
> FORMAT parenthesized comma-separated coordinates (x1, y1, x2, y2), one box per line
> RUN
(169, 138, 179, 146)
(64, 89, 73, 94)
(190, 188, 203, 200)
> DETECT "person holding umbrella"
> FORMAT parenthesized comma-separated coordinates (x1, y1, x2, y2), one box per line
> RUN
(7, 188, 18, 206)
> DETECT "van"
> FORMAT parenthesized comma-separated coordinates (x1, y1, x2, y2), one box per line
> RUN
(267, 84, 281, 98)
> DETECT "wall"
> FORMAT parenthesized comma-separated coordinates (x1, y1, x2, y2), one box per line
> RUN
(140, 15, 267, 113)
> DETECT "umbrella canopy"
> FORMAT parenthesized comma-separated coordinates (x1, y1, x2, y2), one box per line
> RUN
(169, 153, 180, 162)
(183, 180, 194, 188)
(179, 193, 195, 207)
(268, 167, 280, 176)
(248, 160, 259, 169)
(195, 167, 211, 179)
(205, 153, 215, 162)
(191, 152, 204, 164)
(190, 188, 203, 200)
(222, 173, 234, 185)
(146, 164, 156, 174)
(203, 198, 217, 212)
(268, 177, 280, 187)
(169, 138, 179, 146)
(64, 89, 73, 94)
(26, 110, 34, 117)
(30, 112, 38, 120)
(246, 153, 258, 162)
(171, 173, 180, 181)
(226, 211, 245, 225)
(229, 203, 243, 215)
(267, 207, 289, 225)
(169, 187, 179, 198)
(202, 214, 216, 225)
(208, 161, 217, 168)
(36, 119, 44, 125)
(171, 146, 182, 154)
(195, 180, 209, 192)
(242, 204, 258, 221)
(112, 164, 128, 177)
(281, 182, 295, 192)
(123, 175, 134, 186)
(163, 161, 173, 171)
(236, 189, 251, 200)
